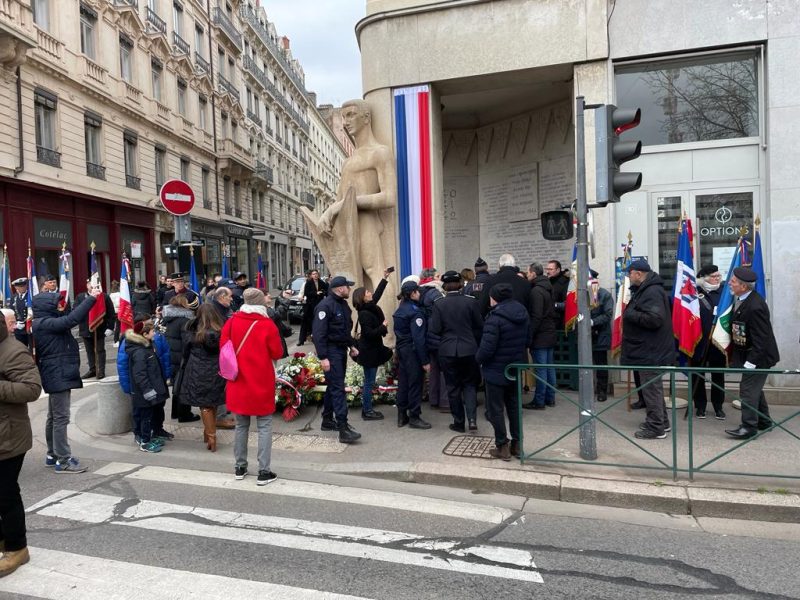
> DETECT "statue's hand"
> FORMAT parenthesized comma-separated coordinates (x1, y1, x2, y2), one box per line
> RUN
(320, 201, 343, 234)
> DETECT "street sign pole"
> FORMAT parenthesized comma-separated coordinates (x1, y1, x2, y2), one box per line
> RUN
(575, 96, 597, 461)
(174, 215, 192, 242)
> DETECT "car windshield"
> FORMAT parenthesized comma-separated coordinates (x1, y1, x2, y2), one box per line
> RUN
(290, 278, 304, 292)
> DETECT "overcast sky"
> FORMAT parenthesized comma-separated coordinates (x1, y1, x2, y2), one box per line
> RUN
(262, 0, 366, 106)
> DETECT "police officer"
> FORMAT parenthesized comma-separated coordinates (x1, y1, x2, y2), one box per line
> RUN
(312, 275, 361, 444)
(9, 278, 30, 347)
(428, 271, 483, 432)
(161, 273, 199, 309)
(393, 281, 432, 429)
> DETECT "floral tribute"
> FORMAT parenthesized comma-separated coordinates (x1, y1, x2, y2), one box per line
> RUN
(275, 352, 326, 421)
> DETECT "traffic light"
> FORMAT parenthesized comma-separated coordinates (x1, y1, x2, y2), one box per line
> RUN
(595, 105, 642, 204)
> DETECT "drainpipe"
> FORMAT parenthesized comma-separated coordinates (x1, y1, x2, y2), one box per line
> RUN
(207, 0, 220, 219)
(14, 66, 24, 176)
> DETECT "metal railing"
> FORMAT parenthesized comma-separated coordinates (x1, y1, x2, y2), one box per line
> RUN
(146, 7, 166, 35)
(247, 109, 262, 127)
(505, 362, 800, 482)
(213, 7, 242, 51)
(301, 192, 315, 209)
(172, 31, 189, 55)
(194, 51, 210, 73)
(112, 0, 136, 7)
(125, 174, 140, 190)
(36, 146, 61, 167)
(217, 73, 240, 102)
(86, 162, 105, 179)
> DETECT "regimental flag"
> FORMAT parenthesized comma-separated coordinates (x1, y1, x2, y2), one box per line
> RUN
(1, 244, 11, 306)
(221, 242, 230, 279)
(394, 85, 434, 278)
(611, 235, 634, 356)
(118, 253, 134, 334)
(256, 243, 265, 289)
(26, 242, 38, 332)
(711, 237, 745, 357)
(188, 245, 201, 304)
(751, 223, 766, 299)
(672, 218, 702, 357)
(563, 243, 578, 333)
(58, 243, 70, 310)
(87, 242, 106, 332)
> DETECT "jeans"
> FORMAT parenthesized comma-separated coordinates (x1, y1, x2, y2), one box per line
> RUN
(532, 347, 556, 406)
(132, 405, 154, 443)
(45, 390, 72, 460)
(638, 369, 669, 434)
(439, 355, 478, 425)
(362, 366, 378, 413)
(485, 382, 520, 447)
(233, 414, 273, 473)
(0, 453, 27, 551)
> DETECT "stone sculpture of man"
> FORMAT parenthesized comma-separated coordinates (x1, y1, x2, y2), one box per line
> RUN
(301, 99, 398, 326)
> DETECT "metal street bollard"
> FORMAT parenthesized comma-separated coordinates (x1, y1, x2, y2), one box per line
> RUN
(95, 375, 132, 435)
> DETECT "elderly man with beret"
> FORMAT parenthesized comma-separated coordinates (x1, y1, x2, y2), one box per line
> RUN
(724, 266, 779, 440)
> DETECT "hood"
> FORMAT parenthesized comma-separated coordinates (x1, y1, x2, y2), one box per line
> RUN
(421, 280, 443, 291)
(133, 287, 152, 296)
(636, 271, 665, 293)
(232, 310, 268, 323)
(162, 305, 195, 320)
(124, 330, 150, 348)
(532, 276, 553, 292)
(491, 299, 529, 325)
(32, 292, 61, 319)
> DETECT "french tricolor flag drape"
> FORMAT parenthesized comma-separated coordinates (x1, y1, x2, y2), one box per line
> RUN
(394, 86, 434, 279)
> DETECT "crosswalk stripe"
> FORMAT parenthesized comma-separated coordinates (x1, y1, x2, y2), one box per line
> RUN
(124, 464, 515, 524)
(28, 490, 543, 583)
(0, 546, 372, 599)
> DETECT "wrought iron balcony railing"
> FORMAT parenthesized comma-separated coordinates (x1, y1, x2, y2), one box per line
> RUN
(126, 174, 141, 190)
(86, 162, 105, 180)
(213, 8, 242, 51)
(172, 31, 189, 55)
(36, 146, 61, 168)
(146, 7, 166, 35)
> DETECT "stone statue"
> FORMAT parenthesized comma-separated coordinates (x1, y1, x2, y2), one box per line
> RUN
(301, 99, 398, 333)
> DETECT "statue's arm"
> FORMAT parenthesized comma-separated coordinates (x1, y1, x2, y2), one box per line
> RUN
(356, 147, 397, 211)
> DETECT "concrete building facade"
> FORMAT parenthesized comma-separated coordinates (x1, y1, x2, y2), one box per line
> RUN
(358, 0, 800, 375)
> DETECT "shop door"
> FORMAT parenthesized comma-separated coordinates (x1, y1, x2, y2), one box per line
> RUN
(652, 192, 688, 291)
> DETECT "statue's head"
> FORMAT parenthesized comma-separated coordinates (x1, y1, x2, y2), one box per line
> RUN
(342, 99, 371, 137)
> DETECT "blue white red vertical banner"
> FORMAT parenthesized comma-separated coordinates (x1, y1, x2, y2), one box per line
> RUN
(672, 217, 702, 357)
(58, 243, 70, 311)
(118, 254, 134, 334)
(256, 242, 265, 289)
(751, 222, 766, 298)
(611, 235, 633, 356)
(394, 85, 433, 278)
(87, 242, 106, 331)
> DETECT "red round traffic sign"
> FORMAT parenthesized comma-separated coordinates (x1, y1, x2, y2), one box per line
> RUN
(159, 179, 195, 216)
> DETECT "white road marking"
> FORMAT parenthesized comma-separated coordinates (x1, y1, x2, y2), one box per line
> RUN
(125, 464, 515, 524)
(0, 546, 372, 599)
(93, 461, 141, 476)
(29, 491, 543, 583)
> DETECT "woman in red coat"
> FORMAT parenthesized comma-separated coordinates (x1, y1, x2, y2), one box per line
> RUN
(220, 288, 284, 486)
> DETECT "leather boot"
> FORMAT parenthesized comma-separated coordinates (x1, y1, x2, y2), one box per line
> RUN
(216, 415, 236, 429)
(200, 408, 217, 452)
(489, 443, 511, 461)
(509, 440, 520, 457)
(0, 547, 30, 578)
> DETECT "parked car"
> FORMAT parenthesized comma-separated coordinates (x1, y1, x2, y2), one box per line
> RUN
(282, 275, 307, 323)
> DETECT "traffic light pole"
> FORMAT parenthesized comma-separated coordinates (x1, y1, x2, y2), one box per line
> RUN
(575, 96, 597, 461)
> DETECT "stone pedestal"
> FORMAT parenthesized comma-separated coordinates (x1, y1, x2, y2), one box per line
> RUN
(95, 376, 132, 435)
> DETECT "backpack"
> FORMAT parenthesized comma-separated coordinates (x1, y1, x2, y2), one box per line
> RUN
(218, 321, 257, 381)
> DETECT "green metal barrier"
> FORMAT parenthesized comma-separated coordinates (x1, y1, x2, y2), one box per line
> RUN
(505, 362, 800, 482)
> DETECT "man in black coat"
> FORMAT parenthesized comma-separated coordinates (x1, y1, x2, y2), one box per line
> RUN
(692, 265, 727, 419)
(161, 273, 199, 309)
(299, 270, 328, 345)
(725, 266, 780, 439)
(523, 263, 558, 409)
(546, 259, 571, 318)
(590, 270, 614, 403)
(32, 289, 99, 473)
(230, 272, 250, 312)
(621, 260, 675, 440)
(479, 254, 532, 317)
(428, 271, 484, 432)
(464, 257, 491, 297)
(75, 279, 116, 379)
(131, 281, 156, 317)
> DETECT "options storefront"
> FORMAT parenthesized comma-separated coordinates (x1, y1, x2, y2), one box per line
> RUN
(226, 223, 254, 279)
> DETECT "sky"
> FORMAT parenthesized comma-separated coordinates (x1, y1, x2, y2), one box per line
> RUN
(262, 0, 366, 106)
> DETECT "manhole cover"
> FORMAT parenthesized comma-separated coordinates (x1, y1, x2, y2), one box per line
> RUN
(442, 435, 495, 459)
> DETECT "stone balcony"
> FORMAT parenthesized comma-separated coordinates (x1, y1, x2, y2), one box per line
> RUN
(213, 7, 242, 52)
(0, 0, 37, 69)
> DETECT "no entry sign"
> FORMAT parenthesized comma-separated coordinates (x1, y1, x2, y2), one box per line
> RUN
(160, 179, 195, 216)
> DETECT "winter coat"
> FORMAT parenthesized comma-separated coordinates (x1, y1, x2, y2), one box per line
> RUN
(75, 292, 115, 338)
(393, 299, 428, 365)
(118, 332, 171, 394)
(621, 272, 675, 367)
(302, 278, 328, 313)
(694, 284, 725, 363)
(427, 291, 483, 357)
(418, 281, 444, 318)
(161, 305, 195, 375)
(178, 319, 226, 408)
(221, 307, 284, 416)
(32, 293, 96, 394)
(479, 266, 533, 316)
(131, 287, 156, 317)
(475, 299, 530, 386)
(464, 270, 491, 297)
(729, 291, 780, 369)
(529, 276, 557, 349)
(356, 278, 393, 368)
(124, 331, 170, 408)
(230, 284, 249, 312)
(0, 325, 42, 461)
(312, 292, 355, 360)
(590, 287, 614, 351)
(550, 272, 570, 305)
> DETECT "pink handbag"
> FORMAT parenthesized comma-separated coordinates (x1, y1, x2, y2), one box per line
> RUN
(219, 321, 257, 381)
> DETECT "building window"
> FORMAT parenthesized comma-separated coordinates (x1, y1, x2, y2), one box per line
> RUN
(251, 190, 257, 219)
(180, 156, 190, 182)
(234, 182, 241, 217)
(155, 145, 167, 193)
(221, 112, 228, 138)
(195, 24, 204, 57)
(218, 49, 225, 77)
(198, 95, 207, 130)
(177, 79, 187, 116)
(80, 4, 97, 59)
(34, 89, 59, 167)
(223, 177, 232, 214)
(172, 1, 183, 37)
(231, 120, 238, 143)
(151, 60, 163, 102)
(615, 51, 759, 146)
(119, 35, 134, 83)
(123, 130, 139, 189)
(84, 112, 104, 179)
(32, 0, 49, 30)
(201, 167, 210, 208)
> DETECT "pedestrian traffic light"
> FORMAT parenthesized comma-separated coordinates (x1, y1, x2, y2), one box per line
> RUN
(595, 105, 642, 204)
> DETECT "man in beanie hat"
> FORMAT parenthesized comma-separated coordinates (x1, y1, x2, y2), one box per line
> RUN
(724, 266, 779, 439)
(465, 257, 491, 297)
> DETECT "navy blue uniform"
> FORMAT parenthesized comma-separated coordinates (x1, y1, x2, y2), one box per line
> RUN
(10, 292, 29, 347)
(393, 299, 428, 418)
(312, 292, 355, 426)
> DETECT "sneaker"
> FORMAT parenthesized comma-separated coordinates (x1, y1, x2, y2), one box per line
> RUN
(153, 429, 175, 440)
(696, 410, 707, 419)
(54, 457, 88, 473)
(257, 470, 278, 486)
(634, 428, 667, 440)
(715, 409, 726, 420)
(234, 466, 248, 480)
(640, 422, 671, 433)
(44, 454, 57, 468)
(134, 435, 141, 445)
(150, 437, 168, 446)
(321, 417, 338, 431)
(139, 441, 163, 453)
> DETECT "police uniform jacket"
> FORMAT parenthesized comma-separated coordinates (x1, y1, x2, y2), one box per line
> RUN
(312, 292, 354, 361)
(730, 291, 779, 369)
(427, 291, 483, 357)
(11, 293, 28, 330)
(464, 271, 491, 297)
(393, 299, 429, 365)
(162, 287, 199, 308)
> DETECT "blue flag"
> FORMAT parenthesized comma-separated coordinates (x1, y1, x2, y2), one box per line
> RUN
(751, 230, 766, 299)
(1, 245, 11, 306)
(221, 243, 230, 279)
(189, 247, 201, 303)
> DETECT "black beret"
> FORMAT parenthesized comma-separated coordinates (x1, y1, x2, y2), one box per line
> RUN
(474, 257, 488, 268)
(589, 269, 599, 279)
(697, 264, 719, 278)
(441, 270, 461, 284)
(489, 283, 513, 303)
(43, 274, 57, 282)
(733, 266, 757, 283)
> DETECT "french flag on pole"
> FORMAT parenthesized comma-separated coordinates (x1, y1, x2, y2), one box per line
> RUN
(118, 254, 134, 334)
(58, 244, 70, 310)
(87, 242, 106, 332)
(672, 218, 702, 357)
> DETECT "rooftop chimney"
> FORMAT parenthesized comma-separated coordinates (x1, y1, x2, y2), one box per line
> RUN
(281, 36, 290, 50)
